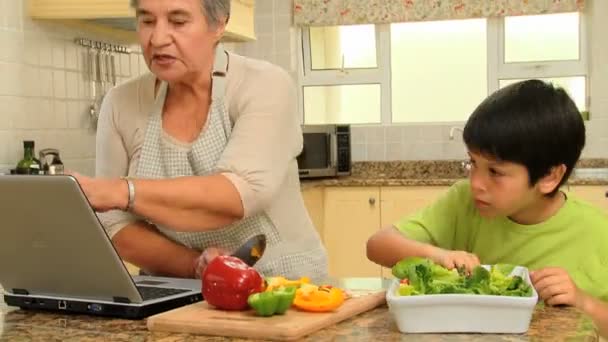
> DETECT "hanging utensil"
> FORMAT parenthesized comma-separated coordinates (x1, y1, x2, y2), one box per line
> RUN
(89, 44, 99, 125)
(109, 49, 117, 86)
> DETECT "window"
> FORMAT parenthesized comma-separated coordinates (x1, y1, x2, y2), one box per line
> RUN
(299, 12, 587, 124)
(391, 19, 487, 123)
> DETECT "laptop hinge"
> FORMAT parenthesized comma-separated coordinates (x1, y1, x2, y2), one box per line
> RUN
(113, 296, 131, 304)
(12, 288, 29, 295)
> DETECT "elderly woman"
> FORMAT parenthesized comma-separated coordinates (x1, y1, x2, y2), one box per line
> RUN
(75, 0, 328, 282)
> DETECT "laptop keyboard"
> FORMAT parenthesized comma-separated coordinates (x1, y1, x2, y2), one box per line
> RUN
(137, 286, 191, 301)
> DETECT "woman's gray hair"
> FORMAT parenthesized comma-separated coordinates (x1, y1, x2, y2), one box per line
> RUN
(130, 0, 230, 27)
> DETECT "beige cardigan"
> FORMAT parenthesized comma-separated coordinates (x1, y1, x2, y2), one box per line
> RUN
(95, 52, 323, 256)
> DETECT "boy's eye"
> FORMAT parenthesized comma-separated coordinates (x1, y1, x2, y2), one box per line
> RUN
(489, 168, 502, 176)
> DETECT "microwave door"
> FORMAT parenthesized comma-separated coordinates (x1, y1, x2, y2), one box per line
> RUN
(297, 132, 336, 178)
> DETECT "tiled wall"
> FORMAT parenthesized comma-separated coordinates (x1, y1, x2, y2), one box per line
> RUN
(225, 0, 296, 79)
(238, 0, 608, 162)
(0, 0, 147, 175)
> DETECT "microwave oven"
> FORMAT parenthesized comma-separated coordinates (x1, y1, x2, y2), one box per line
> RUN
(297, 125, 351, 179)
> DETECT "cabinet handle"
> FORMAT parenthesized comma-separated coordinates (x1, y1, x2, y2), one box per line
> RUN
(369, 197, 376, 205)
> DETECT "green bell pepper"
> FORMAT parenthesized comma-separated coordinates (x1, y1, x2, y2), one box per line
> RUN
(247, 286, 296, 317)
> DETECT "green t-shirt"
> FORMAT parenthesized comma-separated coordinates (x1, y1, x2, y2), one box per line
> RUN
(395, 180, 608, 300)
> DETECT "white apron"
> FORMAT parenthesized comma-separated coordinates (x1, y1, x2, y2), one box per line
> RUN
(136, 45, 327, 280)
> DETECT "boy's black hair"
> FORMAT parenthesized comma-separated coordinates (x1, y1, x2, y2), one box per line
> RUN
(463, 79, 585, 196)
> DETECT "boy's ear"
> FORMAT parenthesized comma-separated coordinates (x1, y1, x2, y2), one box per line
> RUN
(537, 164, 567, 195)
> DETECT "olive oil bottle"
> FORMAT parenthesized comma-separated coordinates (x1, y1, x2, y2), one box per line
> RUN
(15, 140, 42, 175)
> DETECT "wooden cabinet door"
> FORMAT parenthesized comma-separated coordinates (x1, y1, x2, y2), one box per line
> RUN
(568, 186, 608, 213)
(379, 186, 449, 278)
(380, 186, 449, 227)
(323, 187, 381, 278)
(301, 187, 325, 241)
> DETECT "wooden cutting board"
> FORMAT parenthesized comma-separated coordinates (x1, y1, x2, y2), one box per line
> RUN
(147, 289, 386, 341)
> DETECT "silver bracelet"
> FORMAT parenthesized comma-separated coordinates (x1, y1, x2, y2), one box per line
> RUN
(125, 178, 135, 211)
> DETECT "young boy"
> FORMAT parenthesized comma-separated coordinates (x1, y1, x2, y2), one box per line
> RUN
(366, 80, 608, 332)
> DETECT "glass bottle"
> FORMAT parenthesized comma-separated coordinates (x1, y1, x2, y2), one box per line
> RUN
(15, 141, 42, 175)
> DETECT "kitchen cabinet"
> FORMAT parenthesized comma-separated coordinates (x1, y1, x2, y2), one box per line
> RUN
(379, 186, 448, 277)
(323, 187, 382, 278)
(300, 185, 450, 278)
(380, 186, 448, 228)
(301, 187, 325, 240)
(569, 185, 608, 213)
(28, 0, 256, 41)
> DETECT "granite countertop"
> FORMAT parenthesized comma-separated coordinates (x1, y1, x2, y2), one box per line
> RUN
(301, 159, 608, 189)
(0, 299, 599, 341)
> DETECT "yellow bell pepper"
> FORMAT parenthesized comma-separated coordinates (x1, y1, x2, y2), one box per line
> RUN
(265, 276, 310, 292)
(293, 284, 345, 312)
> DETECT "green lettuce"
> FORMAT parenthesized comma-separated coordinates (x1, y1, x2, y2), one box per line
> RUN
(392, 257, 533, 297)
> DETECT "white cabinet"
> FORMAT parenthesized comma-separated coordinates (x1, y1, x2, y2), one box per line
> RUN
(28, 0, 256, 41)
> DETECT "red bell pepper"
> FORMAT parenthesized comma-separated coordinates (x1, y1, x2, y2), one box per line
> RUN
(201, 255, 264, 311)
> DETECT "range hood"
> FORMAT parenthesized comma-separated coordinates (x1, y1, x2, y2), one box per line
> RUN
(28, 0, 256, 42)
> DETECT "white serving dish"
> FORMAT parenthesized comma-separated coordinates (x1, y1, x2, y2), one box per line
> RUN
(386, 265, 538, 334)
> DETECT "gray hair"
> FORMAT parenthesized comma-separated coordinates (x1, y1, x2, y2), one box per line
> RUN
(130, 0, 230, 27)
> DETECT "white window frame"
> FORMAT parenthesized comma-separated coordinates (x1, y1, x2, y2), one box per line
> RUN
(298, 13, 588, 125)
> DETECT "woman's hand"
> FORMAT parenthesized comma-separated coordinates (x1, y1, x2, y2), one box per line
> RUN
(193, 247, 229, 279)
(70, 172, 128, 212)
(429, 247, 480, 274)
(531, 267, 584, 308)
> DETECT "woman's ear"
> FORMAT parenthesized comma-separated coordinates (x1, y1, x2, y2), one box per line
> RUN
(538, 164, 567, 195)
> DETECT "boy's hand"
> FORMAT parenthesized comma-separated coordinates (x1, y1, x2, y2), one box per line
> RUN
(531, 267, 584, 308)
(429, 247, 480, 274)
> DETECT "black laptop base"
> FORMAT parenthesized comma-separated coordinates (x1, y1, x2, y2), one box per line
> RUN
(4, 293, 203, 319)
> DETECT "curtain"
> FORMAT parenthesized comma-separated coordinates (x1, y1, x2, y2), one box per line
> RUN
(294, 0, 585, 26)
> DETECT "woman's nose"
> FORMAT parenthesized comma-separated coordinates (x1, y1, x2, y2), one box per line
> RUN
(150, 22, 172, 46)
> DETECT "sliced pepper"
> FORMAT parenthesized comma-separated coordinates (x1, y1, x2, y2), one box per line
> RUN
(247, 286, 296, 317)
(265, 276, 310, 292)
(293, 284, 345, 312)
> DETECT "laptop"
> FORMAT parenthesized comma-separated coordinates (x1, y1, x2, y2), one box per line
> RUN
(0, 175, 202, 319)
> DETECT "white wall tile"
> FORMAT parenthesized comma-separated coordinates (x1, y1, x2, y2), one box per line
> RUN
(366, 143, 385, 161)
(21, 65, 40, 97)
(275, 0, 293, 15)
(53, 100, 68, 128)
(66, 71, 79, 99)
(0, 96, 24, 129)
(385, 126, 403, 143)
(38, 39, 53, 67)
(65, 44, 79, 70)
(0, 62, 22, 96)
(0, 30, 23, 63)
(39, 69, 53, 97)
(255, 14, 274, 36)
(66, 101, 91, 129)
(367, 126, 385, 143)
(351, 143, 367, 162)
(418, 125, 445, 143)
(52, 40, 65, 69)
(255, 0, 274, 16)
(52, 70, 66, 99)
(120, 53, 131, 77)
(386, 142, 403, 161)
(4, 0, 23, 31)
(350, 126, 366, 144)
(23, 34, 40, 65)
